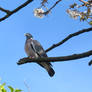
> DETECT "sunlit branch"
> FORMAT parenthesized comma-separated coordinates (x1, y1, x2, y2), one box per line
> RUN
(79, 0, 89, 5)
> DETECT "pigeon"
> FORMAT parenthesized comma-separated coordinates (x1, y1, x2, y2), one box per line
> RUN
(24, 33, 55, 77)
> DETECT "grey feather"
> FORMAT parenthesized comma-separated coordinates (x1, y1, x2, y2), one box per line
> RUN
(32, 40, 47, 57)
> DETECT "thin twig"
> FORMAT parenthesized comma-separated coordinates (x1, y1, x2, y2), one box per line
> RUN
(45, 27, 92, 52)
(24, 80, 31, 92)
(44, 0, 62, 15)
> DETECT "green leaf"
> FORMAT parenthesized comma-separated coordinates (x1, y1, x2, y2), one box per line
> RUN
(1, 88, 7, 92)
(8, 86, 14, 92)
(15, 89, 22, 92)
(0, 83, 6, 89)
(0, 83, 6, 92)
(0, 82, 22, 92)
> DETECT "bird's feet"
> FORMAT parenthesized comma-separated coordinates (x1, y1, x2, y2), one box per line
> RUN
(28, 56, 35, 59)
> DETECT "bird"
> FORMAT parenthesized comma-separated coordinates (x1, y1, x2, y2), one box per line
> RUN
(24, 33, 55, 77)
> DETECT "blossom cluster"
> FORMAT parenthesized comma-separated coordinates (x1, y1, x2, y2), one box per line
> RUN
(34, 8, 45, 18)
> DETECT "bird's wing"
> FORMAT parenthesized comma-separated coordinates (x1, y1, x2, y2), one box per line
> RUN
(32, 40, 47, 57)
(32, 40, 55, 76)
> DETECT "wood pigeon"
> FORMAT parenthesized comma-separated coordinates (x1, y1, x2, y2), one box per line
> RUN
(24, 33, 55, 77)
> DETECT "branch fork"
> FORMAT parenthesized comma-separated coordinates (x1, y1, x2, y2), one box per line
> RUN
(17, 27, 92, 66)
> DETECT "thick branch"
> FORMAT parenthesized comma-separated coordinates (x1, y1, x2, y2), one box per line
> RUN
(45, 27, 92, 52)
(0, 0, 33, 22)
(17, 50, 92, 65)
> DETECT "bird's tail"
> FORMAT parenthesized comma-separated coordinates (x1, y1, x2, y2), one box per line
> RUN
(42, 62, 55, 77)
(47, 66, 55, 77)
(38, 62, 55, 77)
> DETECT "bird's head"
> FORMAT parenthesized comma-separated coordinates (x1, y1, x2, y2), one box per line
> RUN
(24, 33, 33, 39)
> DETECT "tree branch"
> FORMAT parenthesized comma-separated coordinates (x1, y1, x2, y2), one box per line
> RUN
(44, 0, 62, 15)
(0, 7, 11, 14)
(45, 27, 92, 52)
(0, 0, 33, 22)
(17, 50, 92, 65)
(17, 27, 92, 65)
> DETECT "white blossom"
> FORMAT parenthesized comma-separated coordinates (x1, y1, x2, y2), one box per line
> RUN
(34, 8, 44, 18)
(67, 9, 81, 19)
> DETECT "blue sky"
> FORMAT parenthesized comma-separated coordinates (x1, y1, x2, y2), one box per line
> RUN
(0, 0, 92, 92)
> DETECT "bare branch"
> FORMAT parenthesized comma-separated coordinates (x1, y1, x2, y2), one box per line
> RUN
(0, 0, 33, 22)
(0, 7, 11, 14)
(17, 50, 92, 65)
(45, 27, 92, 52)
(44, 0, 62, 15)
